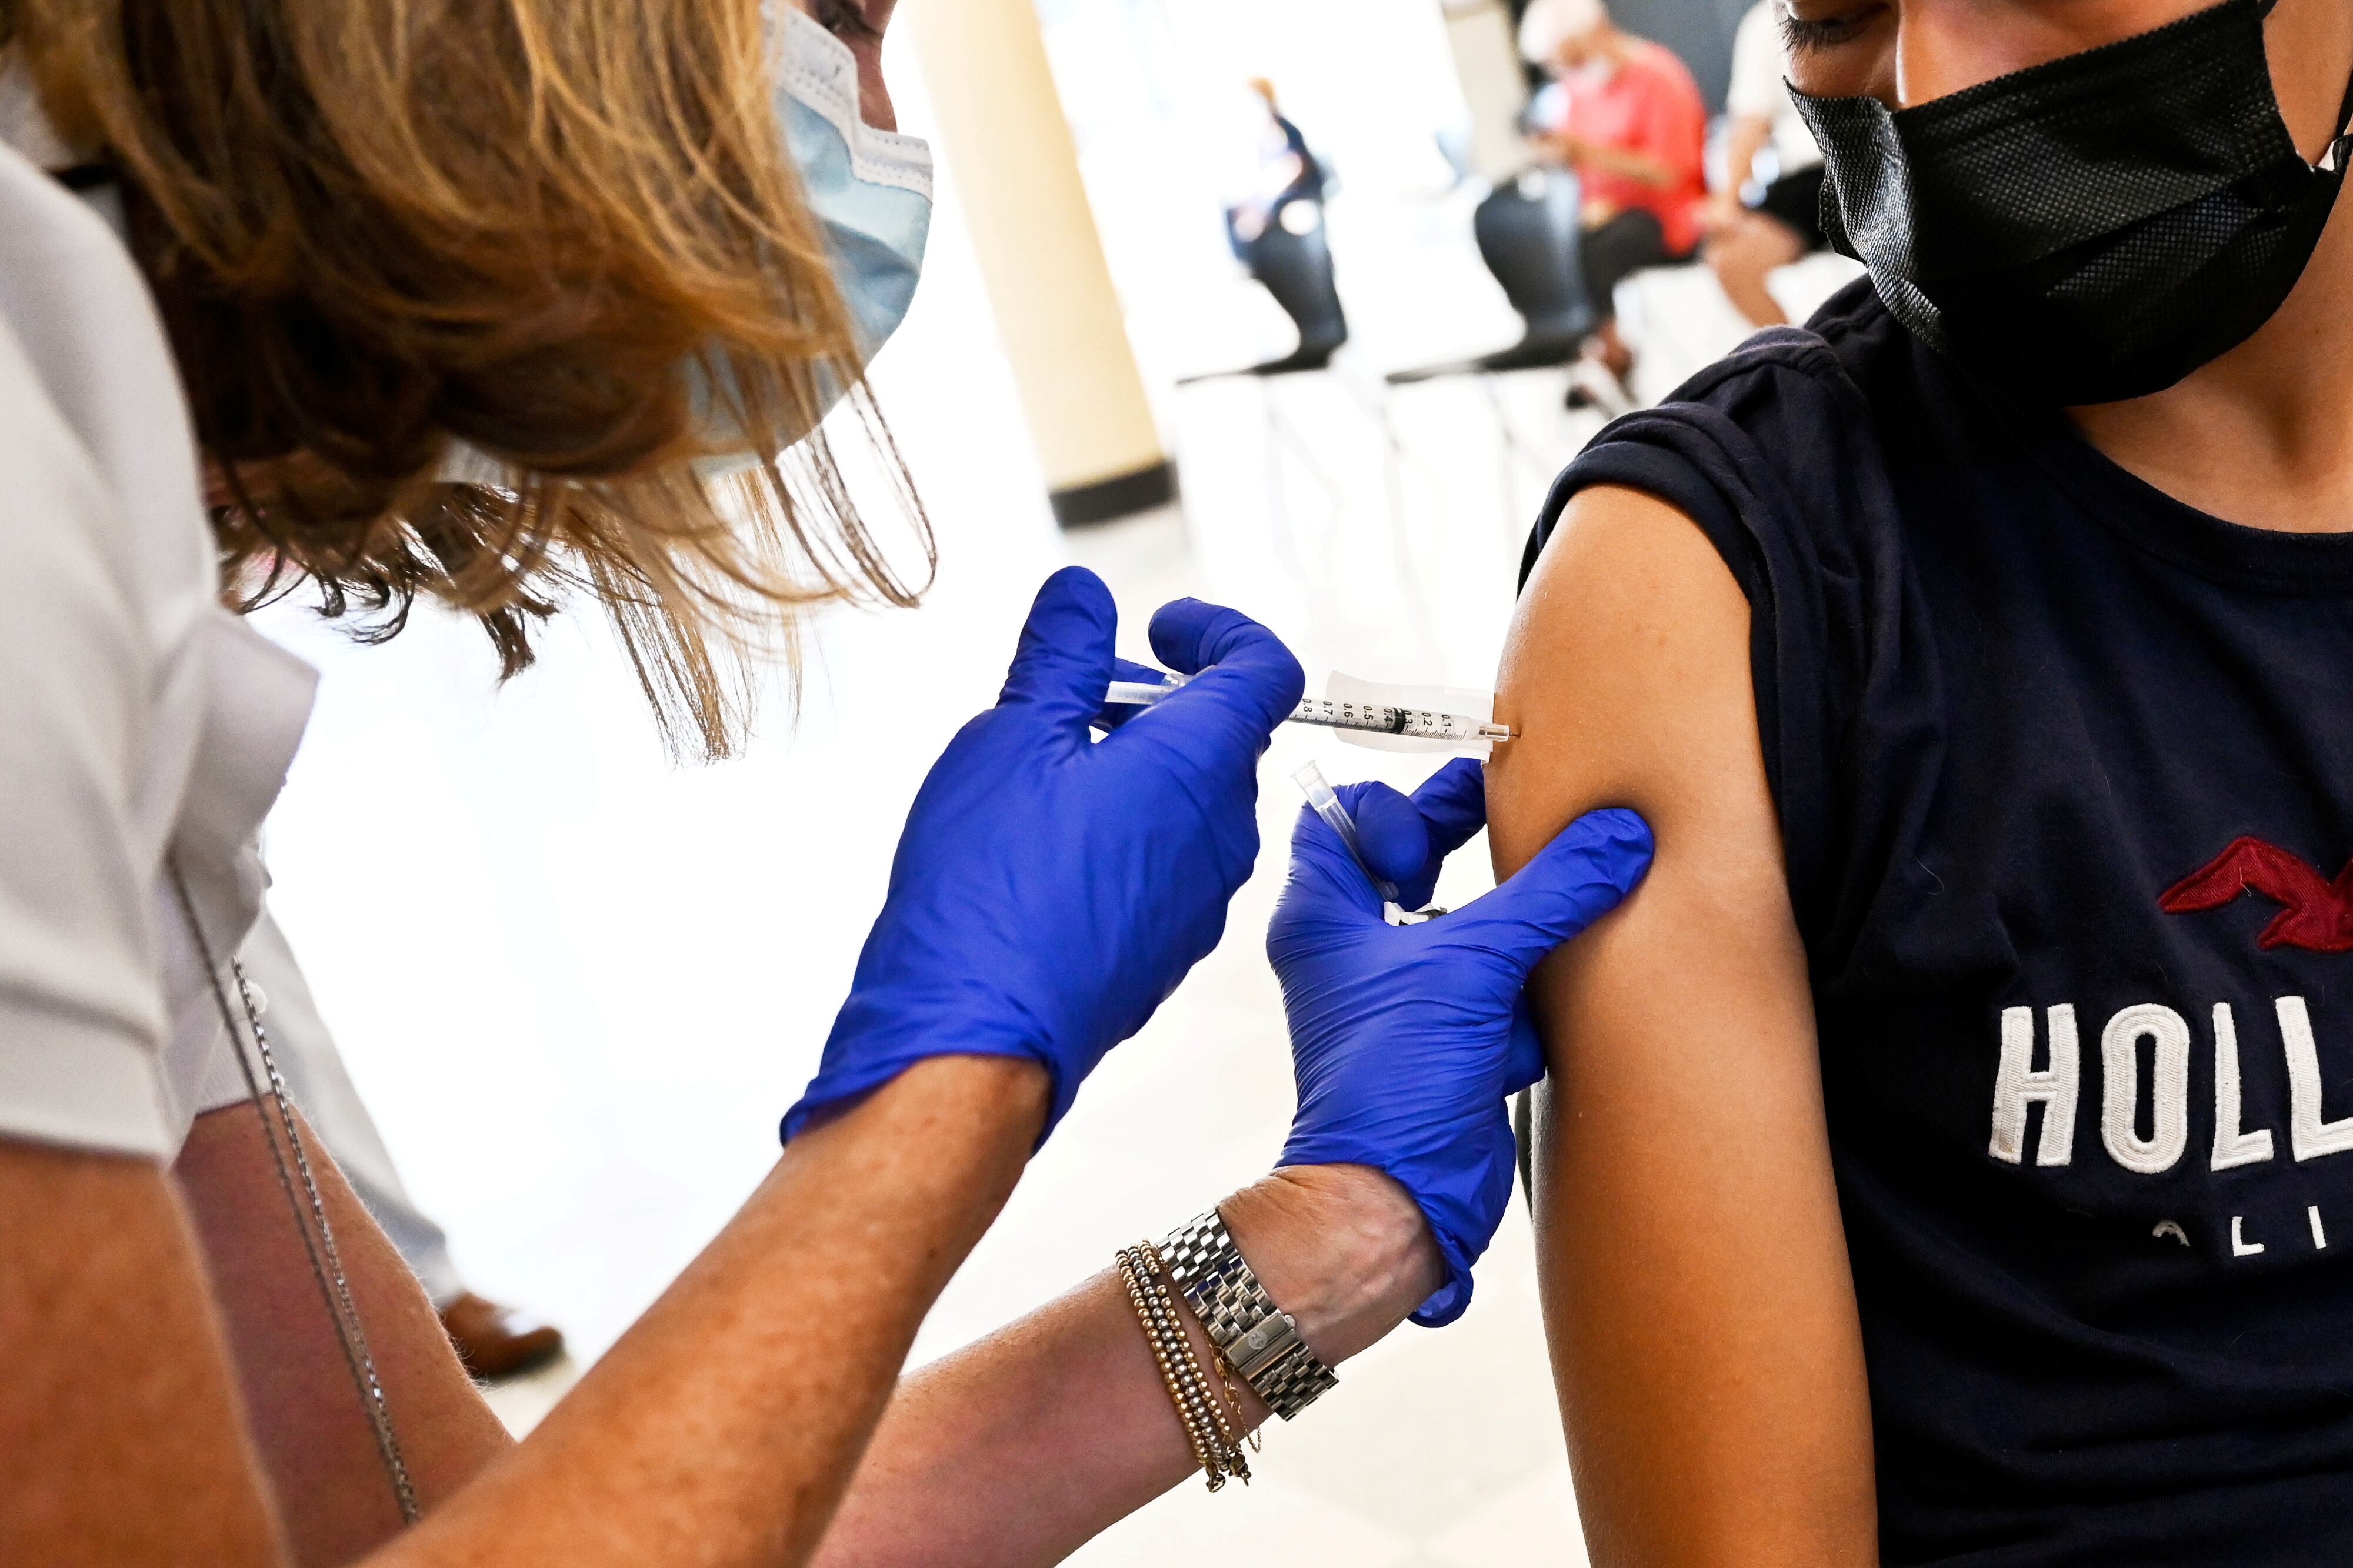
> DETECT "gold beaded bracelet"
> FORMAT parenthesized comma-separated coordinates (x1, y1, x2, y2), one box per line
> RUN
(1119, 1244, 1244, 1488)
(1114, 1245, 1222, 1483)
(1132, 1243, 1249, 1482)
(1140, 1241, 1258, 1461)
(1115, 1242, 1252, 1490)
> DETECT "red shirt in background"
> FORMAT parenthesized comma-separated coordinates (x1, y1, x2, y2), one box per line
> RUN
(1548, 39, 1708, 255)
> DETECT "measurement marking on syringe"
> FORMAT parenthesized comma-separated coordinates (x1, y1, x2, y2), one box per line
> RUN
(1101, 679, 1515, 745)
(1298, 700, 1417, 734)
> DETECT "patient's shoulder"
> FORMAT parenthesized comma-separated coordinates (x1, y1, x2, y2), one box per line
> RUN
(1495, 485, 1761, 852)
(1516, 282, 1937, 929)
(1644, 277, 1915, 415)
(1685, 275, 1919, 405)
(1526, 286, 1919, 663)
(1528, 283, 1923, 583)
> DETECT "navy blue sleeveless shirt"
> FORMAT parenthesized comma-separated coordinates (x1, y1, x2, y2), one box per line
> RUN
(1529, 282, 2353, 1566)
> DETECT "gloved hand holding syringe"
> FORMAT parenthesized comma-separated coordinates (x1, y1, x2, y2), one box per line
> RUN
(792, 568, 1647, 1332)
(1104, 640, 1644, 1324)
(1111, 663, 1515, 918)
(1107, 667, 1517, 916)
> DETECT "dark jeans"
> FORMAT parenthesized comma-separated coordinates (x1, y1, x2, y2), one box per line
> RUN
(1579, 208, 1684, 324)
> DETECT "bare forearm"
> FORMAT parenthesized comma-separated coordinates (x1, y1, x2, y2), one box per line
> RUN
(1611, 146, 1678, 188)
(1722, 117, 1771, 195)
(378, 1055, 1048, 1568)
(812, 1165, 1441, 1568)
(1552, 136, 1679, 189)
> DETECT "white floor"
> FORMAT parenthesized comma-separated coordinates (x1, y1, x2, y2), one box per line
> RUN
(251, 15, 1625, 1564)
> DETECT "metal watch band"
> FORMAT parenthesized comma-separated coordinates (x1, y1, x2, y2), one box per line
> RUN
(1159, 1210, 1338, 1422)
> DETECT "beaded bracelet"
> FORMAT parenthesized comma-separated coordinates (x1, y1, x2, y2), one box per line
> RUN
(1115, 1243, 1251, 1490)
(1114, 1245, 1221, 1482)
(1141, 1241, 1258, 1462)
(1132, 1243, 1250, 1480)
(1144, 1243, 1261, 1459)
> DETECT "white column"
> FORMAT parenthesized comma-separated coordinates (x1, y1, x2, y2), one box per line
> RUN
(1439, 0, 1532, 184)
(906, 0, 1174, 526)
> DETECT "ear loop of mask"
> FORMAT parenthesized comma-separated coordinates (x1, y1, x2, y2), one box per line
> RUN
(2332, 45, 2353, 173)
(2255, 0, 2353, 172)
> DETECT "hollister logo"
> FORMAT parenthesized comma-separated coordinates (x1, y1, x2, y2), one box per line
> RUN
(1987, 997, 2353, 1173)
(1989, 997, 2353, 1258)
(2160, 836, 2353, 954)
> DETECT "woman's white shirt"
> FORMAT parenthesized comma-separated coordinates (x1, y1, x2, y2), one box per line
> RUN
(1728, 1, 1824, 180)
(0, 132, 317, 1160)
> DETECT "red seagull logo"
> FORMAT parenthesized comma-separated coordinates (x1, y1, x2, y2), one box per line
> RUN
(2160, 837, 2353, 954)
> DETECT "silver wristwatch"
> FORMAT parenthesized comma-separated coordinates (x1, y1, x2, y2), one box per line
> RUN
(1159, 1209, 1338, 1421)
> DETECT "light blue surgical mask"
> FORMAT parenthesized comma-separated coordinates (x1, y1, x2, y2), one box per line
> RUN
(442, 8, 933, 485)
(776, 4, 934, 365)
(681, 8, 935, 475)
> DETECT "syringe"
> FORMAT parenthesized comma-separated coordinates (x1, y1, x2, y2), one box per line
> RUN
(1104, 676, 1514, 747)
(1294, 760, 1401, 903)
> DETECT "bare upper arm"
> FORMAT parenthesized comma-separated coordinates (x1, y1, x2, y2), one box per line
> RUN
(0, 1137, 289, 1566)
(1487, 485, 1877, 1568)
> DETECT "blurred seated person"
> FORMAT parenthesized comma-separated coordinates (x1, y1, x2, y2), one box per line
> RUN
(1227, 76, 1327, 251)
(1217, 77, 1347, 373)
(1705, 0, 1829, 327)
(1519, 0, 1705, 409)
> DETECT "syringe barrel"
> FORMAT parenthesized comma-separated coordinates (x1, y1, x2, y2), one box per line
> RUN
(1105, 680, 1512, 745)
(1288, 698, 1479, 742)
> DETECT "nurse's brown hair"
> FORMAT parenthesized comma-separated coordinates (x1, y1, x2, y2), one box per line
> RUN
(2, 0, 930, 759)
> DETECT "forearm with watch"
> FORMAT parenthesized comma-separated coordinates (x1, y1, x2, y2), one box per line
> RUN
(812, 1165, 1435, 1568)
(812, 762, 1653, 1567)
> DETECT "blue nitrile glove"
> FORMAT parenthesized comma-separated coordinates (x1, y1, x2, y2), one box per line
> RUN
(1271, 758, 1653, 1326)
(783, 567, 1305, 1144)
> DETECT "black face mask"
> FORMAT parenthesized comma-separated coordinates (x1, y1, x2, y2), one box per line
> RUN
(1793, 0, 2353, 405)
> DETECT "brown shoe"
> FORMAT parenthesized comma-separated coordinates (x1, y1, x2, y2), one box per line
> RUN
(439, 1292, 566, 1382)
